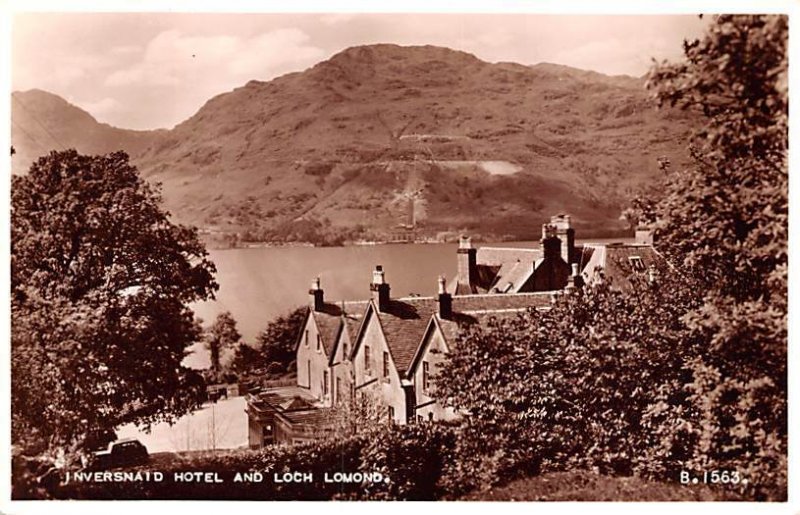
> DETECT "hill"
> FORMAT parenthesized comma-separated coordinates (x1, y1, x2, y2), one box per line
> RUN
(11, 89, 162, 175)
(11, 44, 698, 245)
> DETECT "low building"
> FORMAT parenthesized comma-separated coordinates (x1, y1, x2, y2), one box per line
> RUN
(450, 214, 575, 294)
(246, 214, 664, 445)
(246, 385, 335, 448)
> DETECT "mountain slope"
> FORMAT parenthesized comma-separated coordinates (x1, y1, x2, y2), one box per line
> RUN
(11, 45, 698, 243)
(11, 89, 162, 175)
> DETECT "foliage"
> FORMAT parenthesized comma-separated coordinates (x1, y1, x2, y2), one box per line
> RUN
(357, 421, 456, 500)
(38, 419, 456, 501)
(258, 307, 307, 368)
(438, 277, 784, 499)
(645, 14, 787, 303)
(205, 311, 241, 376)
(11, 150, 217, 461)
(229, 342, 262, 376)
(49, 436, 366, 500)
(437, 15, 787, 501)
(645, 14, 787, 497)
(228, 307, 306, 379)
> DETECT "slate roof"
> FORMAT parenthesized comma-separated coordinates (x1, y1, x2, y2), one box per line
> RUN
(579, 243, 664, 290)
(342, 312, 364, 342)
(310, 300, 368, 356)
(451, 247, 545, 295)
(377, 292, 556, 376)
(476, 247, 543, 266)
(452, 291, 555, 312)
(371, 297, 439, 376)
(281, 408, 335, 427)
(249, 387, 334, 431)
(248, 385, 320, 416)
(453, 265, 498, 295)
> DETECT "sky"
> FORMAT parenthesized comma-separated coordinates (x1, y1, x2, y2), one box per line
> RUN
(12, 13, 708, 130)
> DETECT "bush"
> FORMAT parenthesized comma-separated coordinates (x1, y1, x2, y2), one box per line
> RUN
(52, 437, 366, 500)
(265, 361, 285, 376)
(31, 420, 466, 501)
(357, 422, 457, 500)
(436, 276, 786, 500)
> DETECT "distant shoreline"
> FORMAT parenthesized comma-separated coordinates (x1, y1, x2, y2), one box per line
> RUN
(204, 233, 636, 251)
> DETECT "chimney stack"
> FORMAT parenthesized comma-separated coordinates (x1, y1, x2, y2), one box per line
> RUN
(456, 235, 478, 291)
(370, 265, 391, 312)
(541, 224, 562, 261)
(309, 277, 324, 311)
(437, 275, 453, 319)
(548, 214, 574, 263)
(565, 263, 584, 292)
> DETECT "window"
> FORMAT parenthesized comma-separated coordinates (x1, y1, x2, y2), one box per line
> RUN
(364, 345, 371, 372)
(335, 377, 341, 403)
(428, 412, 434, 422)
(628, 256, 646, 272)
(342, 341, 349, 360)
(316, 334, 321, 352)
(388, 406, 395, 421)
(417, 415, 424, 424)
(323, 370, 329, 396)
(262, 425, 273, 444)
(422, 361, 430, 393)
(304, 329, 309, 347)
(307, 361, 311, 388)
(383, 351, 390, 378)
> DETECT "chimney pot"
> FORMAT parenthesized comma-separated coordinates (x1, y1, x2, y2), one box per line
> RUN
(566, 262, 584, 291)
(437, 275, 453, 319)
(372, 265, 386, 285)
(546, 214, 575, 263)
(309, 277, 324, 311)
(370, 266, 391, 311)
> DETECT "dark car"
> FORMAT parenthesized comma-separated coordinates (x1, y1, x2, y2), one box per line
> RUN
(90, 438, 149, 470)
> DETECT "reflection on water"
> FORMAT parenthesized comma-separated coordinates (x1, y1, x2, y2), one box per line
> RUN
(185, 238, 628, 369)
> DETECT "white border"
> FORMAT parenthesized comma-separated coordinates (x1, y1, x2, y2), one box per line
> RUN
(1, 1, 797, 514)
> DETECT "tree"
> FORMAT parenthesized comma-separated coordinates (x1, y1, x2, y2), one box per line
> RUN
(256, 307, 307, 370)
(205, 311, 241, 377)
(229, 342, 263, 376)
(11, 149, 218, 460)
(645, 15, 787, 496)
(437, 275, 704, 488)
(439, 15, 787, 500)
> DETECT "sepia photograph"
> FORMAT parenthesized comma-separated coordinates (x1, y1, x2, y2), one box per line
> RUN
(5, 3, 790, 506)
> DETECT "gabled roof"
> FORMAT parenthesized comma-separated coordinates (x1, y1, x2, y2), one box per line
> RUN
(453, 265, 498, 295)
(580, 243, 665, 289)
(352, 297, 439, 376)
(488, 260, 534, 293)
(328, 305, 369, 366)
(451, 247, 546, 295)
(251, 385, 320, 413)
(306, 301, 368, 356)
(400, 291, 558, 378)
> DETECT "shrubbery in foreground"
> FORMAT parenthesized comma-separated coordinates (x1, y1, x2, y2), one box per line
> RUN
(16, 423, 456, 500)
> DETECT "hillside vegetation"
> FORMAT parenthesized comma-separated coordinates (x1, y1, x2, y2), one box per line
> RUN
(12, 44, 698, 244)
